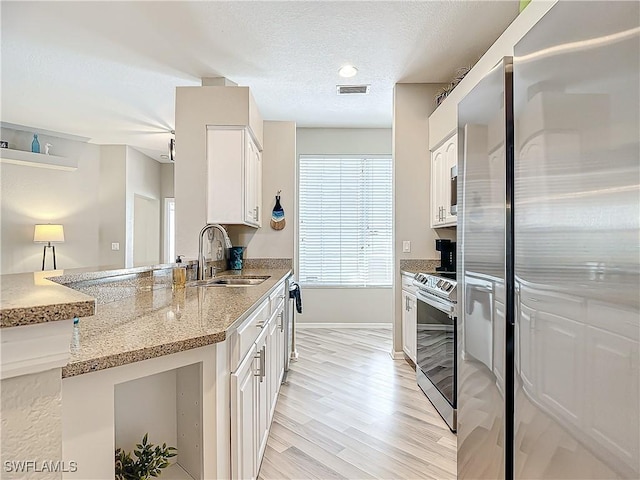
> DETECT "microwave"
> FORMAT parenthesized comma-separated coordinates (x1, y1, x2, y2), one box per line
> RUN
(450, 164, 458, 216)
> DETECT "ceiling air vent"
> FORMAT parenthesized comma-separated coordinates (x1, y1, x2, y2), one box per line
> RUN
(336, 85, 370, 95)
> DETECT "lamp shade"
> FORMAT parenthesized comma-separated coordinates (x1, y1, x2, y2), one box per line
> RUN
(34, 224, 65, 243)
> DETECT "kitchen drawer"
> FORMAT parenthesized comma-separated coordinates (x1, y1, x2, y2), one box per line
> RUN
(231, 298, 270, 372)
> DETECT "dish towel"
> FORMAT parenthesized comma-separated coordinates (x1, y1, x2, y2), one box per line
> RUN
(289, 281, 302, 314)
(270, 192, 286, 230)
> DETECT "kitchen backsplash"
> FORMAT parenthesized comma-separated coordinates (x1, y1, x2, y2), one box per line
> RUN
(243, 258, 293, 270)
(400, 258, 440, 273)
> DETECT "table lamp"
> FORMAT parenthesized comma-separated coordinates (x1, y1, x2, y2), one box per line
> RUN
(34, 224, 65, 270)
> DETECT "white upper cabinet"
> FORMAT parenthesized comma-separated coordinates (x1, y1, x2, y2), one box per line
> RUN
(206, 127, 262, 228)
(430, 133, 457, 228)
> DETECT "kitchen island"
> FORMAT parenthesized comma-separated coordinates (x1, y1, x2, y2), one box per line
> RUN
(0, 263, 292, 480)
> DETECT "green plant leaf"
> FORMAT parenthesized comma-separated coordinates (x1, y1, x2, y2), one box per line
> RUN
(115, 433, 177, 479)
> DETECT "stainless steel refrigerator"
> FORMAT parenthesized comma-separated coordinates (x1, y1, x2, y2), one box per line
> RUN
(457, 2, 639, 479)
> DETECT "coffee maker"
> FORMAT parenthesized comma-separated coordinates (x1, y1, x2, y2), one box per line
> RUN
(436, 239, 456, 272)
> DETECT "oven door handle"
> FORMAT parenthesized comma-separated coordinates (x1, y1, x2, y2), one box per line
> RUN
(416, 291, 455, 317)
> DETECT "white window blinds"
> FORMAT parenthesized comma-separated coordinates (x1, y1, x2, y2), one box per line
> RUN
(298, 156, 393, 287)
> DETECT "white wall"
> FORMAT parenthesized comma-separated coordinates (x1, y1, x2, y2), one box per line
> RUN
(1, 369, 63, 479)
(99, 145, 127, 268)
(114, 370, 177, 456)
(0, 127, 101, 274)
(0, 127, 165, 274)
(125, 147, 162, 267)
(392, 84, 456, 354)
(232, 121, 296, 259)
(295, 128, 393, 325)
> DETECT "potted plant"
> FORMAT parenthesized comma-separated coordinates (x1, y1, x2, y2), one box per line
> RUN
(115, 433, 177, 480)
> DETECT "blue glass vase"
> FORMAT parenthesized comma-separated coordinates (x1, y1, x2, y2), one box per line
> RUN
(228, 247, 245, 270)
(31, 134, 40, 153)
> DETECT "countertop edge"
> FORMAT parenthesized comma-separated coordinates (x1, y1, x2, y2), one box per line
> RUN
(62, 332, 226, 378)
(63, 269, 293, 377)
(0, 298, 96, 328)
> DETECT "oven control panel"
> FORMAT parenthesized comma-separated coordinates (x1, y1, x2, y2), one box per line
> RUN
(413, 272, 457, 302)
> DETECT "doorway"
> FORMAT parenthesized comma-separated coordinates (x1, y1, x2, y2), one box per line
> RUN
(133, 194, 160, 266)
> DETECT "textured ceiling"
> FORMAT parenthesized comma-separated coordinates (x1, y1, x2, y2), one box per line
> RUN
(1, 1, 519, 162)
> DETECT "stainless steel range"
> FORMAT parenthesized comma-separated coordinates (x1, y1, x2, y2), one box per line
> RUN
(414, 271, 457, 432)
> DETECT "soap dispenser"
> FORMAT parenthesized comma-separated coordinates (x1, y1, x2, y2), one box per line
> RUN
(173, 256, 186, 289)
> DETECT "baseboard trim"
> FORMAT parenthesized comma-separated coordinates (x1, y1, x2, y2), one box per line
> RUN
(296, 322, 392, 329)
(389, 350, 405, 360)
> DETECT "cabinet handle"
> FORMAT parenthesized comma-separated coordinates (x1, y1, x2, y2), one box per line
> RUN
(255, 206, 260, 221)
(260, 346, 266, 381)
(254, 350, 262, 378)
(256, 320, 265, 329)
(278, 311, 284, 332)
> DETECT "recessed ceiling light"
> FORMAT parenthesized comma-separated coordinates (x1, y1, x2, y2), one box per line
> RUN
(338, 65, 358, 78)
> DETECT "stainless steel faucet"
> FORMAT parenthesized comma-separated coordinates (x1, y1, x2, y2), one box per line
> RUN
(198, 224, 233, 280)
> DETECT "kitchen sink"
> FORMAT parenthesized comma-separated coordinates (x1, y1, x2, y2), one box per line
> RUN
(189, 276, 270, 287)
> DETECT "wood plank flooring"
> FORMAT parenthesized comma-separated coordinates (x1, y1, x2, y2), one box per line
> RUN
(258, 328, 457, 480)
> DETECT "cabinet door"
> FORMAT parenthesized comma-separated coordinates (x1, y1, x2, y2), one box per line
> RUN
(267, 305, 285, 422)
(275, 305, 285, 388)
(231, 345, 258, 480)
(254, 146, 262, 228)
(207, 128, 245, 225)
(244, 134, 257, 226)
(255, 323, 270, 464)
(431, 147, 445, 227)
(244, 135, 262, 228)
(267, 312, 278, 422)
(407, 293, 417, 362)
(207, 127, 260, 228)
(401, 291, 417, 362)
(402, 291, 411, 358)
(444, 134, 457, 225)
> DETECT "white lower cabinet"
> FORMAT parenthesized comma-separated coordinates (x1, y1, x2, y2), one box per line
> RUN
(231, 288, 287, 479)
(401, 278, 417, 363)
(231, 344, 259, 480)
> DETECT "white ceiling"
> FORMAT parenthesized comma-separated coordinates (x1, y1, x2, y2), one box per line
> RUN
(1, 1, 519, 162)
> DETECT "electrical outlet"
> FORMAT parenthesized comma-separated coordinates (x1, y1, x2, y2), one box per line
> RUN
(402, 240, 411, 253)
(111, 242, 120, 251)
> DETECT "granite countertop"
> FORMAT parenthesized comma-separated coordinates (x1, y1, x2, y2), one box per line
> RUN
(62, 268, 292, 378)
(0, 270, 96, 327)
(399, 259, 440, 275)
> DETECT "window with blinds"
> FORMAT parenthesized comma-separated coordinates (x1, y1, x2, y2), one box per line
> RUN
(298, 156, 393, 287)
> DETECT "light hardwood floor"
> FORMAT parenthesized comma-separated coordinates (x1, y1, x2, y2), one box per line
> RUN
(258, 328, 457, 480)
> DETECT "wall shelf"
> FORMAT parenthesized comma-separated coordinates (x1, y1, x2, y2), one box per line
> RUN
(0, 148, 78, 171)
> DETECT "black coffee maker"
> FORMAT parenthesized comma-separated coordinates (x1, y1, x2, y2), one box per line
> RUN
(436, 239, 456, 272)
